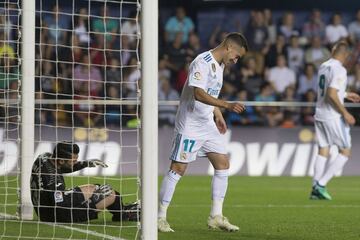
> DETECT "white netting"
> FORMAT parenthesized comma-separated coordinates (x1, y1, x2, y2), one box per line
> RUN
(0, 0, 141, 239)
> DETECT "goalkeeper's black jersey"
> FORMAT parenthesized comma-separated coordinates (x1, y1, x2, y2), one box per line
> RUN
(30, 153, 87, 209)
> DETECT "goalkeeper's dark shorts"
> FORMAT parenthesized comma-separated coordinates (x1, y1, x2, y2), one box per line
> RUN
(36, 187, 98, 223)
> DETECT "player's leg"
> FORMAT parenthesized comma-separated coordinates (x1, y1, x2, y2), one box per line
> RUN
(206, 153, 238, 232)
(158, 132, 201, 232)
(158, 161, 187, 232)
(79, 184, 139, 221)
(318, 148, 350, 188)
(311, 121, 331, 199)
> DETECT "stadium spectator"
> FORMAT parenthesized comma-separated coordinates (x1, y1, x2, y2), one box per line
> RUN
(348, 10, 360, 44)
(297, 63, 318, 96)
(30, 142, 140, 223)
(325, 13, 348, 45)
(263, 9, 277, 44)
(302, 9, 326, 42)
(238, 56, 263, 97)
(300, 89, 316, 125)
(73, 8, 91, 46)
(287, 34, 304, 74)
(73, 54, 103, 97)
(208, 26, 228, 49)
(164, 6, 194, 44)
(0, 13, 14, 43)
(0, 32, 15, 59)
(185, 32, 202, 59)
(174, 57, 191, 92)
(245, 10, 269, 74)
(120, 10, 139, 47)
(105, 57, 121, 93)
(279, 12, 300, 41)
(0, 55, 19, 90)
(280, 86, 299, 127)
(264, 34, 287, 68)
(255, 83, 283, 126)
(43, 5, 69, 45)
(226, 90, 259, 126)
(165, 32, 187, 71)
(304, 36, 331, 68)
(125, 57, 140, 95)
(158, 57, 172, 80)
(92, 5, 118, 47)
(120, 35, 132, 66)
(105, 85, 121, 126)
(267, 55, 296, 94)
(158, 76, 179, 126)
(348, 63, 360, 92)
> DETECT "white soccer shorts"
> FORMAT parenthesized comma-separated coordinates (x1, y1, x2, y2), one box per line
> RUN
(169, 125, 227, 163)
(315, 118, 351, 149)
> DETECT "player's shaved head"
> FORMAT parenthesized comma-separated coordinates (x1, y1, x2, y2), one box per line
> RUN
(331, 41, 349, 57)
(223, 32, 249, 51)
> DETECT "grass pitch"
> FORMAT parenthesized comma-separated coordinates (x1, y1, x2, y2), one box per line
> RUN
(1, 176, 359, 240)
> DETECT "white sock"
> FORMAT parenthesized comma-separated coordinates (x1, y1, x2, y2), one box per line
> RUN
(158, 169, 181, 219)
(313, 155, 327, 186)
(210, 169, 228, 217)
(318, 154, 348, 186)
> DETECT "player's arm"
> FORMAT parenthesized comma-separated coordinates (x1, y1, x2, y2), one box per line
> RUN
(213, 107, 227, 134)
(326, 87, 355, 125)
(193, 87, 245, 113)
(345, 92, 360, 103)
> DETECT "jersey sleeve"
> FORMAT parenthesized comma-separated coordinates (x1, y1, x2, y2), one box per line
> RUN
(188, 59, 209, 90)
(329, 67, 346, 90)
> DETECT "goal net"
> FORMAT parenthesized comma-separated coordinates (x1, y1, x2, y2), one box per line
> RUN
(0, 0, 145, 239)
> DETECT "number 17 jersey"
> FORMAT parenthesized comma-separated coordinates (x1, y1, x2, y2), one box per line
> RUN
(314, 58, 348, 121)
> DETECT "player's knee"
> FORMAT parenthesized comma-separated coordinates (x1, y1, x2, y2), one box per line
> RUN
(339, 148, 351, 157)
(170, 161, 187, 176)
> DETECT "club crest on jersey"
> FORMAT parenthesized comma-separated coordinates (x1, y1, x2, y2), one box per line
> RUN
(180, 152, 187, 161)
(54, 191, 64, 203)
(212, 63, 216, 73)
(194, 72, 201, 80)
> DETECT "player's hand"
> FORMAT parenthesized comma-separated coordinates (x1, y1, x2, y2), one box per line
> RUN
(87, 159, 108, 168)
(215, 116, 227, 134)
(346, 92, 360, 103)
(344, 112, 356, 125)
(226, 102, 246, 114)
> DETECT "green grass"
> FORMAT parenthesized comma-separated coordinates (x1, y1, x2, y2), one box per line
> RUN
(1, 176, 360, 239)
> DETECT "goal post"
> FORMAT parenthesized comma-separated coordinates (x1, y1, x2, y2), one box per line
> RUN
(140, 0, 158, 239)
(20, 0, 35, 221)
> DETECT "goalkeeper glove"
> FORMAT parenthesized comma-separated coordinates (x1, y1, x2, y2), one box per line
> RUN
(90, 184, 113, 205)
(87, 159, 108, 168)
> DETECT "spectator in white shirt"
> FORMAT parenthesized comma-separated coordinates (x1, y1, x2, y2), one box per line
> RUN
(297, 63, 318, 96)
(325, 13, 348, 45)
(348, 10, 360, 44)
(287, 34, 304, 75)
(267, 55, 296, 94)
(121, 11, 139, 47)
(304, 36, 331, 69)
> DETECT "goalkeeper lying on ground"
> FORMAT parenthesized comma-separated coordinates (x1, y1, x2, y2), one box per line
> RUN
(30, 141, 140, 223)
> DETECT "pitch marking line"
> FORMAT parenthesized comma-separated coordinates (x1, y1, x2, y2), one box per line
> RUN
(0, 212, 125, 240)
(172, 204, 360, 208)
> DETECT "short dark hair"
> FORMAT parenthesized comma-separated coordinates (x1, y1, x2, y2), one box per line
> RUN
(223, 32, 249, 52)
(331, 41, 349, 56)
(53, 141, 80, 160)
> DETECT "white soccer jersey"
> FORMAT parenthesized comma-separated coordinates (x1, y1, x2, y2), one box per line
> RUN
(174, 51, 224, 134)
(314, 58, 347, 121)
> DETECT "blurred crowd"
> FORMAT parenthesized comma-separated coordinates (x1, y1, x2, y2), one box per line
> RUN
(1, 4, 360, 128)
(158, 7, 360, 128)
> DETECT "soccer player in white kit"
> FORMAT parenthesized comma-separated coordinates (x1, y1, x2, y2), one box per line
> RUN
(311, 41, 360, 200)
(158, 33, 248, 232)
